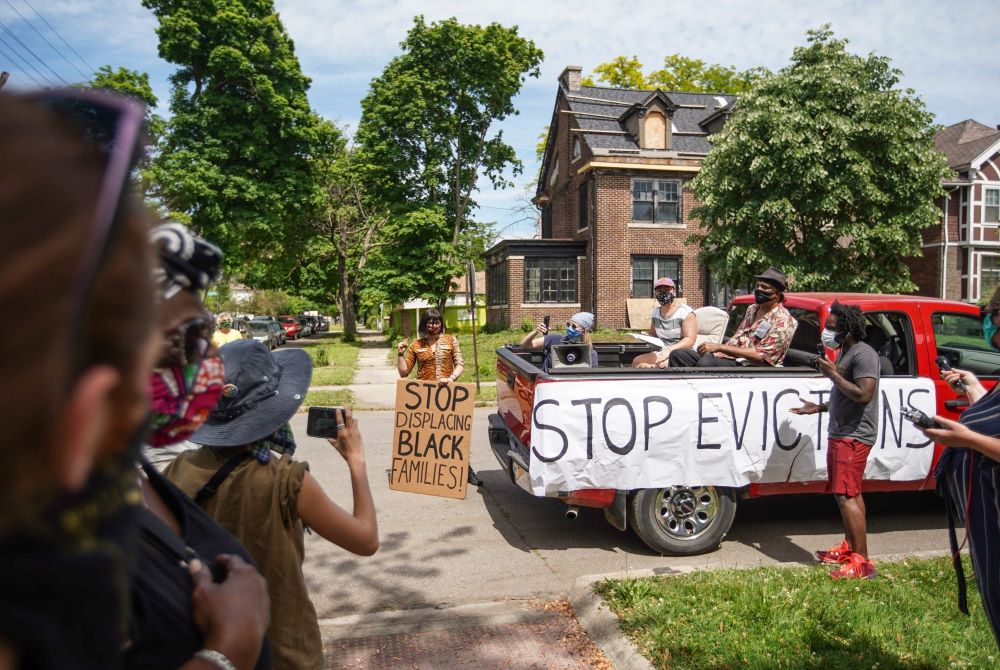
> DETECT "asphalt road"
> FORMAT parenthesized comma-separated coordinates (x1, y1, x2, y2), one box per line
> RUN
(293, 409, 951, 619)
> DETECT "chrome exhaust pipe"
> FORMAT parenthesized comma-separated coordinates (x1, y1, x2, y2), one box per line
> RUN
(565, 505, 580, 520)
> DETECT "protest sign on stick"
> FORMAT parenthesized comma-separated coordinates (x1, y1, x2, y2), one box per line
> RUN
(390, 379, 476, 499)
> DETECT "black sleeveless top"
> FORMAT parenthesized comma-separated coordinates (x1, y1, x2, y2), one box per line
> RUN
(123, 458, 271, 669)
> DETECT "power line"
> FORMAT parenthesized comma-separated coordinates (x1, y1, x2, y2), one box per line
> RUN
(0, 19, 69, 85)
(20, 0, 93, 75)
(0, 40, 43, 86)
(0, 30, 53, 86)
(4, 0, 87, 80)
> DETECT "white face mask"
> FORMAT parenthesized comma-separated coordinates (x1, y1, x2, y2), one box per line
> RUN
(820, 328, 843, 350)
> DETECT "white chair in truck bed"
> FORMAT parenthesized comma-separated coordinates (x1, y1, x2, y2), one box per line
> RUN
(692, 306, 729, 348)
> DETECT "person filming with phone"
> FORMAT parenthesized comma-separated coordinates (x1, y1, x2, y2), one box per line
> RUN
(917, 363, 1000, 645)
(790, 301, 880, 580)
(519, 312, 599, 373)
(165, 340, 379, 669)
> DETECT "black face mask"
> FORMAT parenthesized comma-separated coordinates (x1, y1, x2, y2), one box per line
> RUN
(656, 293, 674, 306)
(754, 289, 776, 305)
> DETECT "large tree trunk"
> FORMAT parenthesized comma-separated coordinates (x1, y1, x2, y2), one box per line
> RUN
(337, 253, 358, 341)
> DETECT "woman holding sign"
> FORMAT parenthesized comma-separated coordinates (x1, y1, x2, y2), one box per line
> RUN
(397, 309, 465, 384)
(397, 309, 482, 486)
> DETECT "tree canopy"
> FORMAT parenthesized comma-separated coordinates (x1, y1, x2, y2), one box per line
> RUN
(142, 0, 336, 279)
(689, 26, 953, 292)
(356, 16, 542, 305)
(581, 54, 766, 94)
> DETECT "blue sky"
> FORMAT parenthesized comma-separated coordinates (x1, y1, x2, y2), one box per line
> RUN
(4, 0, 999, 238)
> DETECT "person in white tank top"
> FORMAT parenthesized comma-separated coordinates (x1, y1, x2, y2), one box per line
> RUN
(631, 277, 697, 368)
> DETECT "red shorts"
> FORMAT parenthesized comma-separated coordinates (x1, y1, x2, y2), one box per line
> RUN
(826, 437, 873, 497)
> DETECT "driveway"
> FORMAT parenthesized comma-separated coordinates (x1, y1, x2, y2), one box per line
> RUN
(295, 409, 950, 618)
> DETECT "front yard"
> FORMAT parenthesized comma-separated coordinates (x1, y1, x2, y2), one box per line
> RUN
(596, 555, 995, 669)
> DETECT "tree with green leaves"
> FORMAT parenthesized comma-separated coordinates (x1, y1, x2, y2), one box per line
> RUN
(88, 65, 165, 202)
(689, 26, 952, 293)
(581, 54, 765, 93)
(142, 0, 336, 280)
(356, 16, 542, 307)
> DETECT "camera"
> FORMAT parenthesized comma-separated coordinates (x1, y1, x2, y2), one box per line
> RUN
(306, 406, 346, 438)
(901, 406, 941, 430)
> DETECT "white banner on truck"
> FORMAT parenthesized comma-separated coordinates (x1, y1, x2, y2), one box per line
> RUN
(528, 376, 936, 496)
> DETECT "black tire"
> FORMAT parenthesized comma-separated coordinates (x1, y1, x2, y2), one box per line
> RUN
(629, 486, 737, 556)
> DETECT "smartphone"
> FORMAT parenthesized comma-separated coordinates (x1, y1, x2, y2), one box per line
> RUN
(901, 406, 941, 430)
(543, 315, 551, 329)
(306, 406, 345, 438)
(935, 355, 968, 394)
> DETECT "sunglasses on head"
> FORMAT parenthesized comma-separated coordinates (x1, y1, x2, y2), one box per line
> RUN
(22, 89, 146, 378)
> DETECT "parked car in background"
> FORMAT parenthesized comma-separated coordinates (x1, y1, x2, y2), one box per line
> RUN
(279, 315, 302, 340)
(297, 315, 312, 337)
(305, 315, 319, 336)
(249, 320, 277, 350)
(269, 320, 285, 346)
(317, 316, 329, 332)
(234, 316, 252, 340)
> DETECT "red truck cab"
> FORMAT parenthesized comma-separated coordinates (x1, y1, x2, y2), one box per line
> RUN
(488, 293, 998, 555)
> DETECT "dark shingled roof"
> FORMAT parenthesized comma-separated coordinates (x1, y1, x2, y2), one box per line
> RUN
(565, 85, 737, 154)
(934, 120, 1000, 169)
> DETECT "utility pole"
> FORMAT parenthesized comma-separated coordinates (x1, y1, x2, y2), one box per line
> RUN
(467, 260, 481, 394)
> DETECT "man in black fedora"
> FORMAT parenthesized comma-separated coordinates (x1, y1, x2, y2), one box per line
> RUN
(669, 266, 797, 368)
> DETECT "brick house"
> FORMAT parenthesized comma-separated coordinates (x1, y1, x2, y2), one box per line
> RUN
(905, 120, 1000, 303)
(484, 66, 737, 331)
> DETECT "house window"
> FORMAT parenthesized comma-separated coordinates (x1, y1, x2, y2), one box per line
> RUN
(631, 256, 681, 298)
(572, 136, 581, 160)
(632, 178, 680, 224)
(541, 205, 552, 238)
(524, 258, 576, 303)
(986, 188, 1000, 223)
(982, 254, 1000, 292)
(578, 182, 588, 229)
(487, 261, 508, 306)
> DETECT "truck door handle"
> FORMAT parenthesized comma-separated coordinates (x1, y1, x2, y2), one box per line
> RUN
(506, 371, 515, 389)
(944, 399, 969, 409)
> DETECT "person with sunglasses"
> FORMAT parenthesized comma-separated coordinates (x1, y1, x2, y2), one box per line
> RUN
(519, 312, 599, 373)
(0, 91, 267, 670)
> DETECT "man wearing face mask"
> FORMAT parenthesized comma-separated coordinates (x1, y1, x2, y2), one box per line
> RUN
(212, 312, 243, 348)
(669, 266, 796, 368)
(791, 301, 880, 580)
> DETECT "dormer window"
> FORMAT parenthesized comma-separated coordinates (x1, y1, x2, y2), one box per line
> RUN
(620, 91, 678, 151)
(643, 111, 666, 150)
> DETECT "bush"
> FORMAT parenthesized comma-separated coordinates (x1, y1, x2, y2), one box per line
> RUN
(520, 317, 534, 333)
(384, 326, 399, 344)
(313, 347, 329, 367)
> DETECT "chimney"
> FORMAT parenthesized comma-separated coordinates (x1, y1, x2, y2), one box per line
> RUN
(560, 65, 582, 92)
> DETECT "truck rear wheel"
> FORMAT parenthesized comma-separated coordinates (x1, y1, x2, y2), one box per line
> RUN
(629, 486, 737, 556)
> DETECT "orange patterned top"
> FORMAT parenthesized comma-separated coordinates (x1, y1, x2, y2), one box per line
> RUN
(403, 334, 463, 381)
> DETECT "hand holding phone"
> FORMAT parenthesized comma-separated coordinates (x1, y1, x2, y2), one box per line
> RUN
(902, 406, 941, 430)
(935, 355, 968, 394)
(538, 315, 550, 334)
(306, 406, 345, 438)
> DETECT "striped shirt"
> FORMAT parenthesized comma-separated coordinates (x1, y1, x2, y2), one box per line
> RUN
(651, 304, 694, 346)
(404, 334, 463, 381)
(936, 384, 1000, 642)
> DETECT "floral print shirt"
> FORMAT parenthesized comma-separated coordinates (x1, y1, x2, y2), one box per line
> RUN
(720, 303, 797, 366)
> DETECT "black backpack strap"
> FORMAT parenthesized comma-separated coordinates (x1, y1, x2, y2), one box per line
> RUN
(194, 451, 252, 505)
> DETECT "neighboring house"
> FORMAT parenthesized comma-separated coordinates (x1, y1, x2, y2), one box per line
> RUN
(484, 66, 738, 331)
(389, 270, 486, 337)
(906, 120, 1000, 303)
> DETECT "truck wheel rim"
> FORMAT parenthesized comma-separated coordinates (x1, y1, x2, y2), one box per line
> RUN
(656, 486, 719, 540)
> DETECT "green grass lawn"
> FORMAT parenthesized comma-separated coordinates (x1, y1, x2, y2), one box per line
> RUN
(596, 556, 995, 669)
(301, 389, 354, 409)
(300, 337, 361, 385)
(387, 328, 636, 382)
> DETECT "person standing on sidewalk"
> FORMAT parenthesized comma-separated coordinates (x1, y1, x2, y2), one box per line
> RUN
(397, 309, 482, 486)
(791, 301, 880, 579)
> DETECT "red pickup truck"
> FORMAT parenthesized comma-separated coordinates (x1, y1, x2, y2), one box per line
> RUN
(488, 293, 999, 555)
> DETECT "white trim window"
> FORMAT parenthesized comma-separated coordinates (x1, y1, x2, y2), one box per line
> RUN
(985, 187, 999, 224)
(981, 254, 1000, 297)
(631, 256, 681, 298)
(631, 178, 680, 224)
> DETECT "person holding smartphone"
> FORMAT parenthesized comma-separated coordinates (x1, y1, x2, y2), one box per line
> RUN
(790, 301, 880, 579)
(918, 366, 1000, 645)
(165, 340, 379, 670)
(520, 311, 599, 373)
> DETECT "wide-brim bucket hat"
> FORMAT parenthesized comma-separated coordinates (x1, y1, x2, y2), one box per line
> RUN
(191, 339, 312, 447)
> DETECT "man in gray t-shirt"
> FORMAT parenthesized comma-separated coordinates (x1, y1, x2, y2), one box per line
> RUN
(791, 302, 880, 579)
